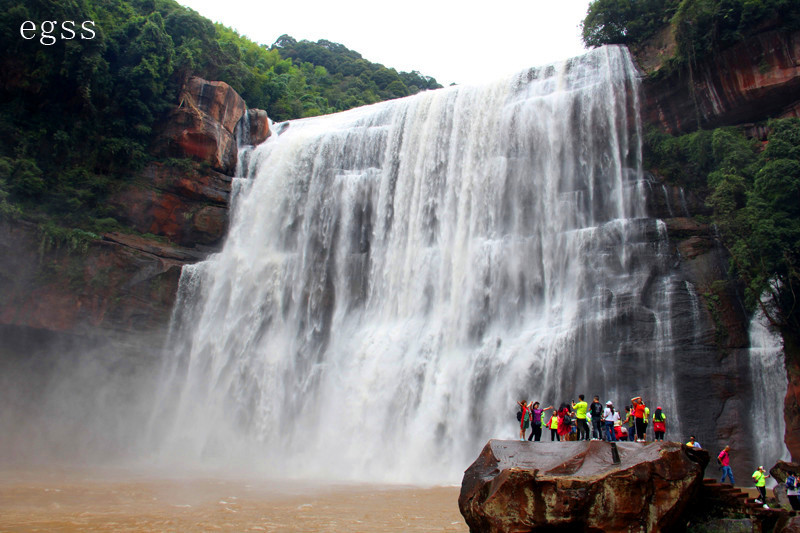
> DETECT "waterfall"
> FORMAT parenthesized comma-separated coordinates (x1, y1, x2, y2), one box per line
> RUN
(156, 46, 691, 483)
(749, 309, 790, 468)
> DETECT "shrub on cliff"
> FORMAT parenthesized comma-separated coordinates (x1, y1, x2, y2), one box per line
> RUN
(646, 119, 800, 336)
(0, 0, 439, 235)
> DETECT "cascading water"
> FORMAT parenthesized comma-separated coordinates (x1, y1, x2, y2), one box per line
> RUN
(156, 46, 690, 483)
(749, 309, 790, 468)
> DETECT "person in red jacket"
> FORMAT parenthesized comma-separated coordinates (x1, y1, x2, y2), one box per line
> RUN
(557, 404, 572, 442)
(718, 445, 734, 484)
(517, 400, 531, 441)
(631, 396, 647, 442)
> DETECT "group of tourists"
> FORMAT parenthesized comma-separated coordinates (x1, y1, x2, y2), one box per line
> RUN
(516, 395, 666, 443)
(517, 398, 800, 509)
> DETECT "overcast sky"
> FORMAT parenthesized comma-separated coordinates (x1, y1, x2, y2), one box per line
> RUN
(176, 0, 592, 86)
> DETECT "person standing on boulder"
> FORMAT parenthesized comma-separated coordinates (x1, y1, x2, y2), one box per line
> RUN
(718, 445, 734, 484)
(603, 401, 619, 442)
(527, 402, 553, 442)
(632, 397, 646, 442)
(622, 406, 636, 442)
(548, 409, 560, 441)
(752, 466, 769, 506)
(557, 404, 572, 442)
(652, 406, 666, 441)
(572, 395, 589, 441)
(517, 400, 531, 441)
(786, 471, 800, 510)
(589, 396, 604, 440)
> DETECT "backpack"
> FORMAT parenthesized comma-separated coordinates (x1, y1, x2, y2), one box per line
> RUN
(563, 413, 572, 426)
(787, 475, 796, 490)
(517, 410, 522, 422)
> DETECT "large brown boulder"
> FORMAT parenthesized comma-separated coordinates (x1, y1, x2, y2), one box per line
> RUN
(153, 77, 246, 175)
(459, 440, 708, 533)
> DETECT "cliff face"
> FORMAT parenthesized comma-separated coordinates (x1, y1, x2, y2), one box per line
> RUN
(638, 29, 800, 463)
(642, 29, 800, 134)
(0, 76, 273, 461)
(0, 77, 269, 367)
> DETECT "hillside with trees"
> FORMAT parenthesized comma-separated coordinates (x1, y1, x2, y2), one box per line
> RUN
(582, 0, 800, 66)
(0, 0, 440, 238)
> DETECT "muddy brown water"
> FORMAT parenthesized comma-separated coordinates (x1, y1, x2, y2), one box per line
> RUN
(0, 468, 468, 532)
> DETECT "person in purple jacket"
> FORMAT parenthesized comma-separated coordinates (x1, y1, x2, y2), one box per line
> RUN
(527, 402, 553, 442)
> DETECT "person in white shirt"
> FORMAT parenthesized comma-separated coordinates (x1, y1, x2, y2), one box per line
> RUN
(603, 401, 620, 442)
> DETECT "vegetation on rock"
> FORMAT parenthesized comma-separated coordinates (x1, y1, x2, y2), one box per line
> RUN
(0, 0, 439, 239)
(582, 0, 800, 66)
(645, 119, 800, 338)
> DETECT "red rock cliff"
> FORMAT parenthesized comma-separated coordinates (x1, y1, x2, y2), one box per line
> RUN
(642, 29, 800, 134)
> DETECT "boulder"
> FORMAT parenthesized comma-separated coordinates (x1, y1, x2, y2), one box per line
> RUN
(770, 460, 800, 507)
(153, 77, 246, 175)
(243, 108, 271, 146)
(183, 77, 247, 134)
(459, 440, 708, 533)
(779, 516, 800, 533)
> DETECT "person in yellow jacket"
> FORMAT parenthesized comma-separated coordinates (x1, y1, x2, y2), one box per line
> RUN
(548, 411, 560, 442)
(643, 405, 650, 441)
(572, 395, 590, 441)
(753, 466, 769, 506)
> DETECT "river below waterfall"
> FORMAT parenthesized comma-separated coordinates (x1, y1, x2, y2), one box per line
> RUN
(0, 468, 465, 532)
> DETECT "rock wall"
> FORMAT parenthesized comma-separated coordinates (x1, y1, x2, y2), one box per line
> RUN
(109, 161, 231, 248)
(638, 27, 800, 466)
(0, 77, 270, 460)
(641, 29, 800, 134)
(783, 337, 800, 460)
(641, 175, 757, 478)
(153, 77, 247, 175)
(0, 77, 270, 341)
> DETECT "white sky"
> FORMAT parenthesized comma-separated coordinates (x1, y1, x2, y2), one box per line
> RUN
(176, 0, 592, 86)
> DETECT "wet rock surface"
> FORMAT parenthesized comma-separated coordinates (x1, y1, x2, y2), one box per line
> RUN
(459, 440, 708, 533)
(0, 220, 185, 336)
(244, 108, 271, 146)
